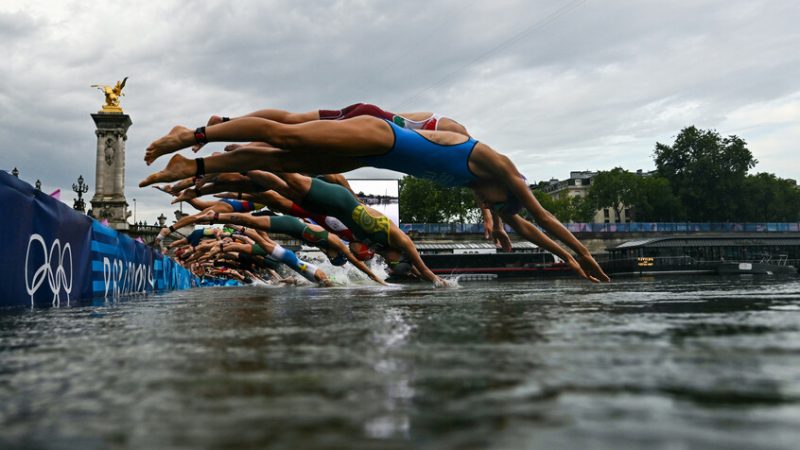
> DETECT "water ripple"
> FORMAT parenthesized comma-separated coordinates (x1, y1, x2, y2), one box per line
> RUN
(2, 277, 800, 449)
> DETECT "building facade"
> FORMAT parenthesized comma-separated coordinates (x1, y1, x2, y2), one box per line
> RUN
(537, 170, 653, 224)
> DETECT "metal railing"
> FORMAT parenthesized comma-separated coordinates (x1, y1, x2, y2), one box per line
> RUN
(400, 222, 800, 235)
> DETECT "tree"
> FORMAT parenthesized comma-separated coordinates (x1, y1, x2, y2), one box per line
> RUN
(438, 183, 482, 223)
(654, 126, 756, 221)
(533, 189, 559, 216)
(740, 173, 800, 222)
(570, 195, 596, 222)
(533, 190, 593, 222)
(634, 175, 684, 221)
(583, 169, 684, 222)
(399, 177, 444, 223)
(399, 177, 481, 223)
(586, 168, 640, 221)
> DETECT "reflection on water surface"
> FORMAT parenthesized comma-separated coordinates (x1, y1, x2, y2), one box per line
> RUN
(2, 277, 800, 449)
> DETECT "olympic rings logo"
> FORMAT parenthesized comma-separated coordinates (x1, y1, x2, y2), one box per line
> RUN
(25, 234, 73, 307)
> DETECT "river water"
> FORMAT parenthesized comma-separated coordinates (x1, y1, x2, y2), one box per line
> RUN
(2, 276, 800, 449)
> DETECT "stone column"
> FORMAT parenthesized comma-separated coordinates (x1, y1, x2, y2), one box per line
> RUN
(90, 112, 132, 231)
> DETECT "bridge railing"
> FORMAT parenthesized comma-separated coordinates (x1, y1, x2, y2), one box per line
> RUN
(400, 222, 800, 234)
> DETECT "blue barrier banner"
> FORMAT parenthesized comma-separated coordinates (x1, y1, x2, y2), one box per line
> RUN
(90, 221, 155, 299)
(0, 171, 197, 308)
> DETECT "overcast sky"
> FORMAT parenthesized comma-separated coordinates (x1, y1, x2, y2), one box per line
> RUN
(1, 0, 798, 224)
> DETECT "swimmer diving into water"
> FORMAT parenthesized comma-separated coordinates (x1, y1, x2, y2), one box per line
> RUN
(141, 111, 609, 283)
(150, 103, 508, 249)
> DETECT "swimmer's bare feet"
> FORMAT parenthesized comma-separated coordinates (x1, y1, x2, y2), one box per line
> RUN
(197, 210, 219, 224)
(144, 126, 194, 165)
(139, 154, 197, 187)
(192, 115, 225, 152)
(171, 188, 199, 204)
(152, 184, 175, 195)
(195, 210, 217, 223)
(208, 244, 223, 256)
(194, 174, 211, 191)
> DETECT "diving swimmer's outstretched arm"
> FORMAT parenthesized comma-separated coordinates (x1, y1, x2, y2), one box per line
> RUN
(503, 174, 609, 282)
(502, 213, 599, 283)
(197, 211, 386, 285)
(388, 227, 446, 287)
(326, 236, 388, 286)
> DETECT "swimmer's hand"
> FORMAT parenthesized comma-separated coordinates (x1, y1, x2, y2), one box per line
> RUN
(152, 184, 175, 195)
(314, 271, 334, 287)
(433, 277, 458, 288)
(577, 253, 611, 283)
(492, 229, 513, 253)
(565, 255, 600, 283)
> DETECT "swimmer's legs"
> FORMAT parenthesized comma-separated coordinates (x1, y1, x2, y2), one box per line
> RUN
(145, 116, 392, 165)
(140, 147, 362, 187)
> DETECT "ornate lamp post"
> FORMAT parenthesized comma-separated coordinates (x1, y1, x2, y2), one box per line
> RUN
(72, 175, 89, 212)
(133, 198, 137, 224)
(157, 213, 167, 227)
(35, 179, 41, 191)
(11, 167, 18, 178)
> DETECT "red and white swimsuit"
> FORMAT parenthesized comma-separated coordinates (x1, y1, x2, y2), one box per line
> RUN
(319, 103, 442, 130)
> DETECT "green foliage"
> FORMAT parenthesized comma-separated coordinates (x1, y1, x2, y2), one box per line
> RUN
(586, 168, 684, 222)
(571, 195, 597, 222)
(586, 168, 639, 220)
(399, 177, 481, 223)
(532, 189, 557, 214)
(533, 190, 592, 222)
(634, 175, 685, 221)
(398, 177, 444, 223)
(739, 173, 800, 222)
(399, 125, 798, 224)
(654, 126, 756, 221)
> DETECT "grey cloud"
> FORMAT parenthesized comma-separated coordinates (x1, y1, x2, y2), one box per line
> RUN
(0, 10, 40, 40)
(2, 0, 798, 223)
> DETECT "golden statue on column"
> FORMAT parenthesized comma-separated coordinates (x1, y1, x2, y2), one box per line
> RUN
(91, 77, 128, 113)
